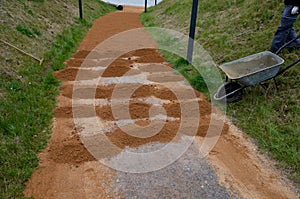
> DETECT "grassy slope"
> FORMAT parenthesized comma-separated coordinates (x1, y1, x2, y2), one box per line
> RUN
(0, 0, 115, 197)
(141, 0, 300, 182)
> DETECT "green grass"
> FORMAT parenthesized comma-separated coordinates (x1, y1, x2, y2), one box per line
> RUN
(0, 1, 115, 198)
(141, 0, 300, 183)
(16, 25, 41, 38)
(158, 51, 210, 95)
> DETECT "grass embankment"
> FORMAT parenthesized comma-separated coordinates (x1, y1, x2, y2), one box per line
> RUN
(141, 0, 300, 183)
(0, 0, 115, 197)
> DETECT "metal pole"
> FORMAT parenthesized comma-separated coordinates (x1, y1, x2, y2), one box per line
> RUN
(186, 0, 199, 64)
(145, 0, 147, 13)
(155, 0, 157, 5)
(79, 0, 83, 19)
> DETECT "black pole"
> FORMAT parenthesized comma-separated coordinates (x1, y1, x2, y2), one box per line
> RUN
(186, 0, 199, 64)
(155, 0, 157, 5)
(144, 0, 147, 12)
(79, 0, 83, 19)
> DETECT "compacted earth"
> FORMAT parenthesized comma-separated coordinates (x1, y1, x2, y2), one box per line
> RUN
(23, 6, 299, 199)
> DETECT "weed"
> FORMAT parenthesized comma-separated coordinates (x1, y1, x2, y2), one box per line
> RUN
(16, 25, 34, 38)
(16, 25, 41, 38)
(27, 9, 35, 16)
(31, 27, 41, 36)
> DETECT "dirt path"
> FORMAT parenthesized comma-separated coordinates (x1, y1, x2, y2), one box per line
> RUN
(24, 6, 299, 199)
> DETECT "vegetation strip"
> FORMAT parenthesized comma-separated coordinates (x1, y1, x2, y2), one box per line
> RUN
(0, 1, 115, 197)
(140, 0, 300, 184)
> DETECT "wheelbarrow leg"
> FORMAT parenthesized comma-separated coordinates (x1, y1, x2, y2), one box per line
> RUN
(273, 78, 279, 90)
(259, 78, 279, 91)
(259, 82, 269, 90)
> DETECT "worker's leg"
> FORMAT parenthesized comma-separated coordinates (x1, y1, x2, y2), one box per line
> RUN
(270, 5, 299, 53)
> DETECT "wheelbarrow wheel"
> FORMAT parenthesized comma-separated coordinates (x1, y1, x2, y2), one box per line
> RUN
(214, 82, 244, 103)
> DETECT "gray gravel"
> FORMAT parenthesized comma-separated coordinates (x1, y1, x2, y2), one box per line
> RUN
(107, 142, 240, 199)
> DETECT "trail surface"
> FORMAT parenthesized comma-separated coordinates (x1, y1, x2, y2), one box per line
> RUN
(24, 6, 299, 199)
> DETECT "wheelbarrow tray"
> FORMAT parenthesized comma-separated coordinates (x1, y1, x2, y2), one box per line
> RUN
(219, 51, 285, 86)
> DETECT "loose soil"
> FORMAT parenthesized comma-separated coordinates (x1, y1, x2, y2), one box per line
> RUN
(23, 6, 299, 199)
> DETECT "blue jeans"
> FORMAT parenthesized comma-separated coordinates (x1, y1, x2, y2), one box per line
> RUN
(270, 5, 300, 53)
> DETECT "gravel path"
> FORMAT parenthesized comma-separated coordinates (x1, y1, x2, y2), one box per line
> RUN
(108, 142, 237, 198)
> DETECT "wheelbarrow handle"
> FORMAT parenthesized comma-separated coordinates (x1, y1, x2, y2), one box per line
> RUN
(275, 34, 300, 55)
(214, 85, 247, 102)
(276, 58, 300, 77)
(225, 85, 247, 97)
